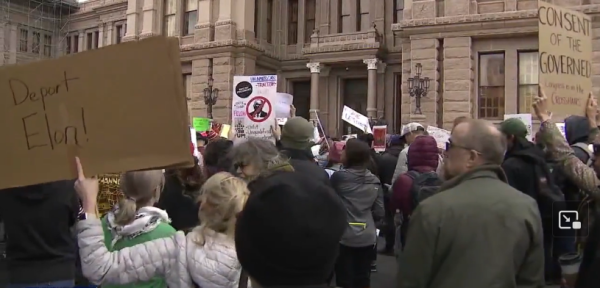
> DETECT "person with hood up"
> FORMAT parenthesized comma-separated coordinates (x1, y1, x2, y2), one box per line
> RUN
(324, 141, 345, 177)
(391, 123, 427, 185)
(275, 117, 330, 186)
(330, 139, 384, 288)
(533, 91, 600, 288)
(0, 180, 80, 287)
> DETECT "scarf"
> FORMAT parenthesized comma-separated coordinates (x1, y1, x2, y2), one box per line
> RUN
(106, 206, 171, 248)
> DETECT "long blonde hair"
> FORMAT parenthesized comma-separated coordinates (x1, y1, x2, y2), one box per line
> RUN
(113, 170, 166, 226)
(192, 172, 249, 245)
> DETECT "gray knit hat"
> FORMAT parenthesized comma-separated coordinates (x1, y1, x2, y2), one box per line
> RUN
(280, 117, 315, 150)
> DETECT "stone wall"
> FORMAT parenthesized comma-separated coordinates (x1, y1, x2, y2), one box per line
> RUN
(405, 38, 439, 125)
(443, 37, 473, 130)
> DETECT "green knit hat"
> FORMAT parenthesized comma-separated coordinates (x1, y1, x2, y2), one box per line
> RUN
(499, 118, 528, 138)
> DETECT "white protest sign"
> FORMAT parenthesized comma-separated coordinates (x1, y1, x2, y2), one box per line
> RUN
(555, 123, 566, 139)
(341, 106, 373, 133)
(275, 93, 294, 118)
(232, 75, 277, 141)
(426, 126, 450, 150)
(503, 114, 533, 141)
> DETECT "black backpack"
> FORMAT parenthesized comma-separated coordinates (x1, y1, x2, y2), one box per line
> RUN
(406, 171, 443, 210)
(513, 153, 566, 222)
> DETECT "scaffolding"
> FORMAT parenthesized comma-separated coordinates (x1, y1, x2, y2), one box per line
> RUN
(1, 0, 78, 65)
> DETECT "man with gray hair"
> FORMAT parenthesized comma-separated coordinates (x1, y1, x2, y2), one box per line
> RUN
(397, 119, 544, 288)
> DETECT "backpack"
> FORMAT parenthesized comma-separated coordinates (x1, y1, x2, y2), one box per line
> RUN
(512, 153, 566, 226)
(405, 171, 443, 210)
(571, 142, 593, 166)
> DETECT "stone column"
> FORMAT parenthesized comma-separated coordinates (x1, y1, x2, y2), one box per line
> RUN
(97, 23, 104, 47)
(8, 24, 17, 64)
(123, 0, 140, 41)
(307, 62, 321, 120)
(106, 22, 114, 45)
(363, 58, 379, 119)
(78, 30, 85, 51)
(195, 0, 214, 42)
(140, 0, 157, 38)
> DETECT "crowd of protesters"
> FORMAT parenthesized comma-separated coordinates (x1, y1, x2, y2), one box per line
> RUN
(0, 88, 599, 288)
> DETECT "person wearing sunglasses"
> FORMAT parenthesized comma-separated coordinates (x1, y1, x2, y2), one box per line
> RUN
(398, 119, 544, 288)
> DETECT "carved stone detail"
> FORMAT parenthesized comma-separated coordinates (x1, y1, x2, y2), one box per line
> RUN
(363, 58, 379, 70)
(307, 62, 321, 73)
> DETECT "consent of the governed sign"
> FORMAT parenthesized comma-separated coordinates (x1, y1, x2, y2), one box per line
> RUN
(538, 0, 592, 117)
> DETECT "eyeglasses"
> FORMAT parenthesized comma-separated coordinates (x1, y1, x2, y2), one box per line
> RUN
(445, 139, 482, 155)
(233, 162, 247, 170)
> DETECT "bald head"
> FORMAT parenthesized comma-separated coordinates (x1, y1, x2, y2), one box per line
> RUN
(453, 119, 507, 165)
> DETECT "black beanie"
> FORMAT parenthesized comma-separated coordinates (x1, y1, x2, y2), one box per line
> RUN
(236, 171, 346, 286)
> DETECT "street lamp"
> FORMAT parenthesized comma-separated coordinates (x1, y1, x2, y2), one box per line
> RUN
(203, 77, 219, 119)
(408, 63, 430, 114)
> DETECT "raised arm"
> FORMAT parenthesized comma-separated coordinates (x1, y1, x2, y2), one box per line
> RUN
(534, 90, 600, 202)
(77, 218, 193, 288)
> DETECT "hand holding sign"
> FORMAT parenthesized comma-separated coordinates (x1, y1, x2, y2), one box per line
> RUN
(74, 156, 99, 213)
(586, 92, 597, 123)
(533, 86, 552, 122)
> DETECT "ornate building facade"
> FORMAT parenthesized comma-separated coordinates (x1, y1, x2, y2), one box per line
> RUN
(3, 0, 600, 134)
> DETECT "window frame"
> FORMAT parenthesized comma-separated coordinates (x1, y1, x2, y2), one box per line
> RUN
(357, 0, 369, 31)
(19, 28, 28, 52)
(338, 0, 351, 33)
(183, 0, 198, 36)
(163, 0, 177, 37)
(115, 23, 125, 44)
(43, 34, 52, 57)
(393, 0, 404, 24)
(477, 52, 506, 120)
(73, 34, 79, 53)
(517, 50, 539, 115)
(304, 0, 316, 43)
(288, 0, 299, 44)
(32, 31, 41, 54)
(86, 32, 93, 50)
(66, 35, 72, 54)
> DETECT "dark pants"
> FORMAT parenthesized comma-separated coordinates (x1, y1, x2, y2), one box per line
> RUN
(335, 244, 373, 288)
(7, 279, 75, 288)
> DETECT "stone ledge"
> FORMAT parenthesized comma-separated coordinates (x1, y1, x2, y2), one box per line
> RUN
(394, 4, 600, 29)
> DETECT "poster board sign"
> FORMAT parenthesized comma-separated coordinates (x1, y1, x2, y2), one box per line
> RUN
(0, 36, 193, 190)
(341, 106, 373, 133)
(231, 75, 277, 141)
(275, 93, 294, 118)
(426, 126, 451, 150)
(192, 117, 210, 132)
(538, 0, 592, 116)
(372, 126, 387, 152)
(555, 122, 566, 139)
(504, 114, 533, 141)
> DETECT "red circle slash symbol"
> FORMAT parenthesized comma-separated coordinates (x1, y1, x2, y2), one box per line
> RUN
(246, 96, 272, 123)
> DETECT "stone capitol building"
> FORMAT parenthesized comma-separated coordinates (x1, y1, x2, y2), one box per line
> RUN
(2, 0, 600, 135)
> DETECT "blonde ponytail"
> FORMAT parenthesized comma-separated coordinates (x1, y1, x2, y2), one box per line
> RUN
(192, 172, 249, 246)
(114, 170, 165, 226)
(113, 197, 137, 226)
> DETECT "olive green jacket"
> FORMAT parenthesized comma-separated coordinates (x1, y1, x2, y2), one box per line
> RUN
(397, 165, 544, 288)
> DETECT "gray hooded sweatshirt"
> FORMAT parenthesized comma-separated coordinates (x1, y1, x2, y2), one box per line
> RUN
(330, 168, 384, 247)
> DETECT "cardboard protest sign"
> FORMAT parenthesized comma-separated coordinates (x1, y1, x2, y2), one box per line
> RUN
(538, 0, 592, 116)
(0, 36, 193, 190)
(231, 75, 277, 141)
